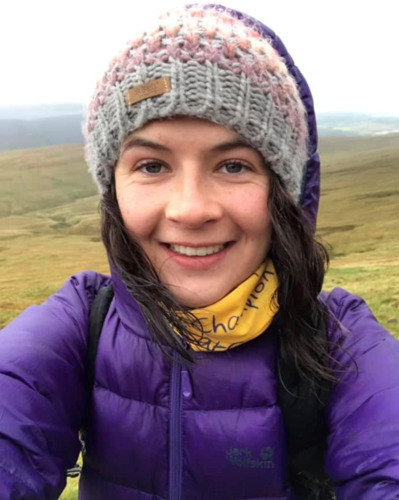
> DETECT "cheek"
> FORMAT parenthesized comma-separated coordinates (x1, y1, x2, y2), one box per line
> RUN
(116, 185, 155, 239)
(230, 186, 271, 235)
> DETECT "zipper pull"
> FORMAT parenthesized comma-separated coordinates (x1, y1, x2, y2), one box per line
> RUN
(181, 368, 193, 400)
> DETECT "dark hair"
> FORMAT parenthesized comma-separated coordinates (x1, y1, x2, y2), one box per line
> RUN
(100, 171, 335, 382)
(267, 171, 337, 384)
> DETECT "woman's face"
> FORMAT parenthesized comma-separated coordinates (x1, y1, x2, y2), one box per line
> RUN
(115, 118, 272, 308)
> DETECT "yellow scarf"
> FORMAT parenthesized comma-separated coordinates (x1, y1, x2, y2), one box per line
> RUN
(187, 260, 278, 352)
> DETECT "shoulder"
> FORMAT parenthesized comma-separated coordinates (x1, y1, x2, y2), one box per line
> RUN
(321, 286, 395, 348)
(320, 287, 399, 382)
(320, 286, 376, 321)
(1, 270, 111, 355)
(0, 271, 112, 495)
(54, 270, 112, 312)
(321, 289, 399, 494)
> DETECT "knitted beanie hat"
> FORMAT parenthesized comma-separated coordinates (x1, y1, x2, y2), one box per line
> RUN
(84, 4, 308, 203)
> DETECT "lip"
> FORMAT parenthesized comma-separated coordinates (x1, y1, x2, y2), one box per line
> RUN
(164, 241, 230, 248)
(161, 242, 234, 270)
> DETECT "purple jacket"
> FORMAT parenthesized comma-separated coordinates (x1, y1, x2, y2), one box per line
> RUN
(1, 271, 399, 499)
(2, 8, 399, 500)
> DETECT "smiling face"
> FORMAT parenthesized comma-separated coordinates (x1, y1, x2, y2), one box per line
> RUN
(115, 118, 272, 308)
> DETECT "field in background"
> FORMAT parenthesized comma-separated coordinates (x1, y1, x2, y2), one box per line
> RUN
(0, 134, 398, 497)
(317, 134, 399, 332)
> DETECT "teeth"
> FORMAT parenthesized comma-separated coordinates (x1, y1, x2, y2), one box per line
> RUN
(170, 244, 225, 256)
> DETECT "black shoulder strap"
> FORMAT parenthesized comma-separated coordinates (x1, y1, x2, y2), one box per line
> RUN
(68, 285, 114, 478)
(277, 322, 336, 500)
(86, 284, 114, 393)
(82, 285, 114, 432)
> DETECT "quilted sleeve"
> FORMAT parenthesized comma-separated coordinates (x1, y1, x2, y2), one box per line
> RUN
(0, 271, 109, 499)
(325, 289, 399, 499)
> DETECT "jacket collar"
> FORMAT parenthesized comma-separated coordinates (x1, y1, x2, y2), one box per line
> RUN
(111, 266, 155, 340)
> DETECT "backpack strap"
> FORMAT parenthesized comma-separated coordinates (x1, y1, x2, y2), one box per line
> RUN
(67, 284, 114, 478)
(86, 285, 115, 393)
(277, 321, 336, 500)
(82, 285, 114, 436)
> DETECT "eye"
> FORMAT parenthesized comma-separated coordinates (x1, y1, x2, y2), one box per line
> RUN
(136, 161, 167, 174)
(219, 160, 250, 174)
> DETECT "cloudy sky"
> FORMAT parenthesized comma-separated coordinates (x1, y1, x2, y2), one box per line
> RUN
(1, 0, 398, 115)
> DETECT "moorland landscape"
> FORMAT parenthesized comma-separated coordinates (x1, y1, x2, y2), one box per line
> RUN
(0, 130, 398, 498)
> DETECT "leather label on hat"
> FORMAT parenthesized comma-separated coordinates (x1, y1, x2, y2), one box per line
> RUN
(125, 77, 172, 106)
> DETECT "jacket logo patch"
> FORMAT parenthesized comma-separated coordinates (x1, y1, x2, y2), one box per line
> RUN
(226, 446, 275, 469)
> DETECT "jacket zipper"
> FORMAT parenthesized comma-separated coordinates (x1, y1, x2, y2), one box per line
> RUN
(170, 355, 182, 500)
(170, 353, 193, 500)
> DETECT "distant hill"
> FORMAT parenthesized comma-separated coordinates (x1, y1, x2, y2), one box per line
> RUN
(317, 112, 399, 137)
(0, 104, 399, 151)
(0, 103, 83, 120)
(0, 115, 83, 151)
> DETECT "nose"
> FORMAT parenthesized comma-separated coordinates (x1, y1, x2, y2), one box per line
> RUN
(165, 172, 223, 227)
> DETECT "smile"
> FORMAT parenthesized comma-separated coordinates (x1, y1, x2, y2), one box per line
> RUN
(168, 244, 227, 256)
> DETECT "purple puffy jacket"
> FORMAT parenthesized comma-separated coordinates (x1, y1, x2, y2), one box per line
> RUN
(1, 8, 399, 500)
(1, 270, 399, 499)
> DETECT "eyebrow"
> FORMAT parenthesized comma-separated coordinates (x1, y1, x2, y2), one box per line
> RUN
(121, 137, 170, 154)
(120, 137, 254, 155)
(209, 138, 254, 153)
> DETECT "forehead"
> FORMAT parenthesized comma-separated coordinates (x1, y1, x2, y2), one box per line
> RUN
(120, 117, 265, 162)
(123, 117, 244, 143)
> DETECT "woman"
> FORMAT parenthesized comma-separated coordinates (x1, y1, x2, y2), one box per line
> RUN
(1, 4, 399, 499)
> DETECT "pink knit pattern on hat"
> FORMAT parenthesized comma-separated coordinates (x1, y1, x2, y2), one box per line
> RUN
(87, 8, 303, 137)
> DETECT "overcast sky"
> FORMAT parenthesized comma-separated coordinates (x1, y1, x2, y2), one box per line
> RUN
(1, 0, 398, 115)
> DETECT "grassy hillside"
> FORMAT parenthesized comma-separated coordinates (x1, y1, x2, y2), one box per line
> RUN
(0, 134, 398, 498)
(318, 133, 399, 259)
(318, 134, 399, 332)
(0, 145, 95, 217)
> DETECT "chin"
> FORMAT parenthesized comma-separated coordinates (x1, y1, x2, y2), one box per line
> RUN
(174, 288, 230, 309)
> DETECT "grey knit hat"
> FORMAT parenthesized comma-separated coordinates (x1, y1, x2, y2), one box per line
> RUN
(84, 4, 308, 202)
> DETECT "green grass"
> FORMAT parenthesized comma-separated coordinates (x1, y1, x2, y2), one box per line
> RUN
(0, 145, 97, 217)
(0, 134, 398, 497)
(315, 133, 399, 336)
